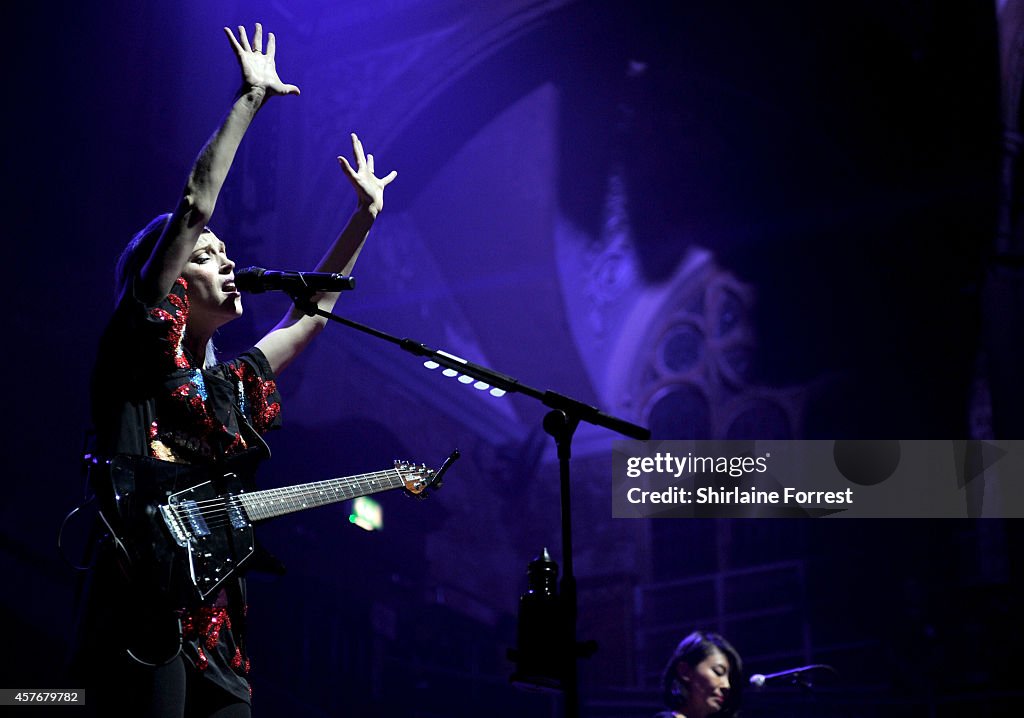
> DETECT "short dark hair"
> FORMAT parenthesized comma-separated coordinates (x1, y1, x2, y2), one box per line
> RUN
(661, 631, 743, 716)
(116, 213, 172, 303)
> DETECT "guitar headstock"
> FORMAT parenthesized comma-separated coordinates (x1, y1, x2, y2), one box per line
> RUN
(394, 461, 433, 496)
(395, 449, 460, 498)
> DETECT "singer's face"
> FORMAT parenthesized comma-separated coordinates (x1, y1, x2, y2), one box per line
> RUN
(181, 231, 242, 326)
(679, 648, 731, 717)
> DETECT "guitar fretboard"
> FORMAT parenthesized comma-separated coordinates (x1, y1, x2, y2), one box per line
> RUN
(237, 469, 407, 521)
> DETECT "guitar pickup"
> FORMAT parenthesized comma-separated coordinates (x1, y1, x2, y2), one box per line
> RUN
(225, 496, 250, 530)
(177, 499, 211, 539)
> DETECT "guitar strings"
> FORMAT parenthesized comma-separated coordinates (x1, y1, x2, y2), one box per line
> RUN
(169, 468, 423, 528)
(176, 469, 403, 512)
(177, 469, 406, 508)
(179, 475, 404, 524)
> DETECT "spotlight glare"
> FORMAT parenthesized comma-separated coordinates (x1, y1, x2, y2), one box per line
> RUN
(349, 515, 375, 532)
(349, 496, 382, 532)
(424, 360, 440, 370)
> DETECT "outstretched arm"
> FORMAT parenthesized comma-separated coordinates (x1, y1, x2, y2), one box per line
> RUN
(136, 23, 300, 305)
(256, 133, 397, 374)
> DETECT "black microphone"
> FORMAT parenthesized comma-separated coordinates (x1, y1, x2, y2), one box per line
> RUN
(748, 664, 836, 689)
(235, 267, 356, 294)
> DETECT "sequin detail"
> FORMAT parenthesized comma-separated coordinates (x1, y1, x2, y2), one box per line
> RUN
(155, 375, 242, 460)
(188, 368, 209, 401)
(147, 278, 190, 371)
(180, 606, 250, 677)
(232, 362, 281, 433)
(231, 647, 251, 674)
(182, 606, 231, 652)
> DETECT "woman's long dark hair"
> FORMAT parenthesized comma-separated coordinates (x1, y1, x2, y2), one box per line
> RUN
(661, 630, 743, 717)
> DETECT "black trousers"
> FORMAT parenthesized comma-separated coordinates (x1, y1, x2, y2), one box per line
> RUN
(82, 654, 250, 718)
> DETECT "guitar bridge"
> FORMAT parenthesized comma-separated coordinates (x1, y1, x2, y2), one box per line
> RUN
(159, 503, 191, 548)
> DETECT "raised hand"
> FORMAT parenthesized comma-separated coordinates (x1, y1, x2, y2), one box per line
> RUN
(224, 23, 300, 97)
(337, 133, 398, 217)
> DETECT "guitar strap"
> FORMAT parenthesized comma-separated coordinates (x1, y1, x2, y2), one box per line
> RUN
(228, 406, 274, 668)
(234, 404, 272, 461)
(231, 404, 287, 579)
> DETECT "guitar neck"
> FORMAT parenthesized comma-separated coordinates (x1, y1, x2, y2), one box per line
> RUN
(237, 469, 406, 521)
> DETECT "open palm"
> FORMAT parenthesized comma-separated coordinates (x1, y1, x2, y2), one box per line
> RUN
(338, 133, 398, 217)
(224, 23, 300, 97)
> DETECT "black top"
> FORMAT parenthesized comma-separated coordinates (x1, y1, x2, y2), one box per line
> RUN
(81, 277, 282, 703)
(92, 278, 282, 462)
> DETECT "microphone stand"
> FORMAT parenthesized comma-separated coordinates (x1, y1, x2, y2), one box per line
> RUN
(749, 663, 838, 717)
(287, 290, 651, 718)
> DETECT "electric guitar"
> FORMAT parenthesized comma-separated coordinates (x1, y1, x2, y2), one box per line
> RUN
(91, 448, 459, 605)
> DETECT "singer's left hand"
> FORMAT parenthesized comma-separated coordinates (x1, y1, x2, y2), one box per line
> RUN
(338, 133, 397, 218)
